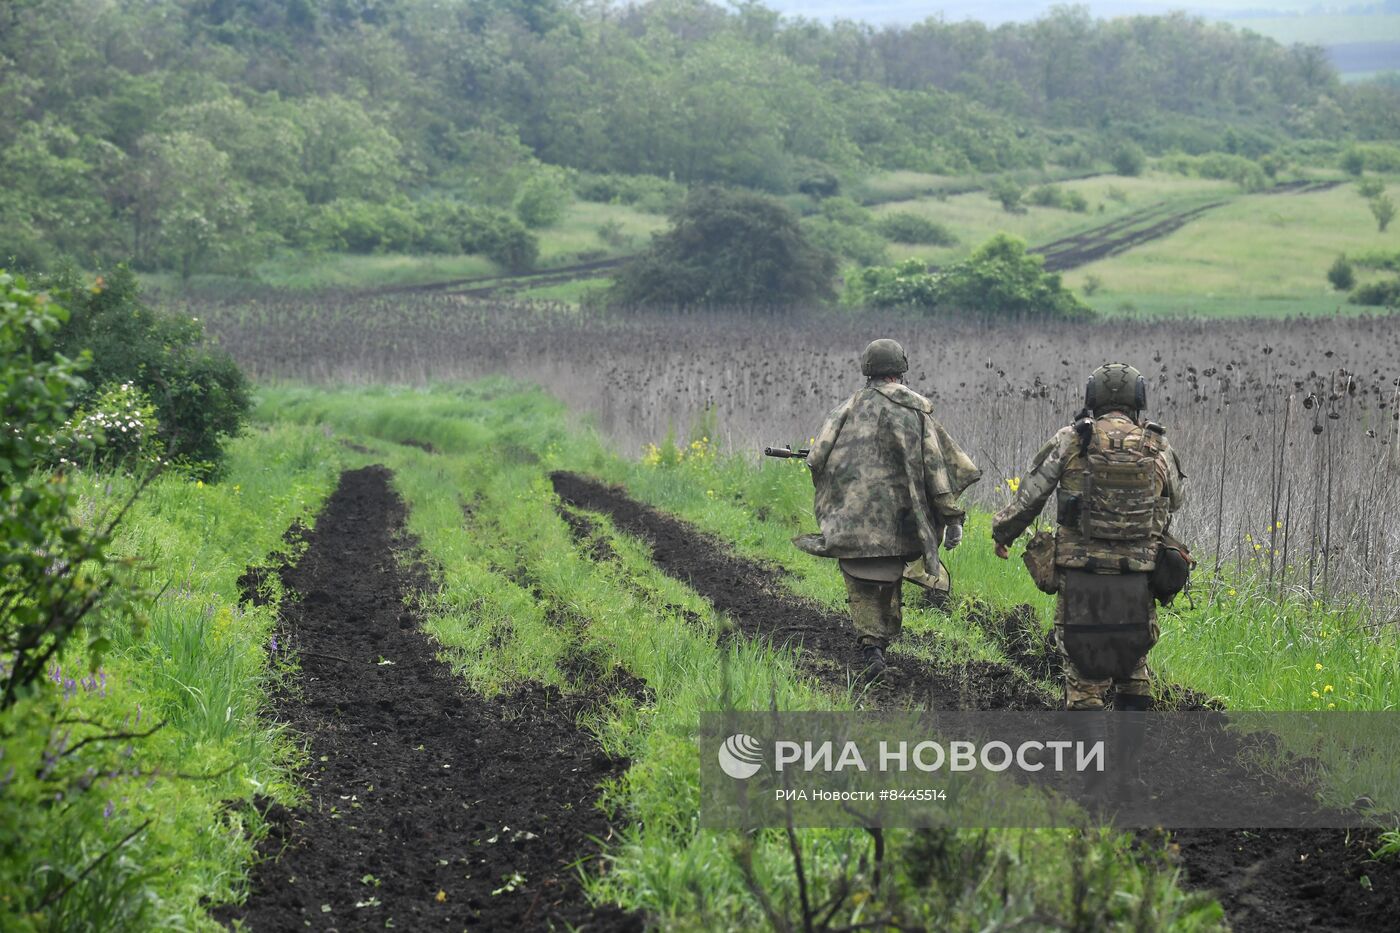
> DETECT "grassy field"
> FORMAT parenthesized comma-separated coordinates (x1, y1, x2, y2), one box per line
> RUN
(873, 172, 1236, 267)
(1063, 178, 1400, 316)
(13, 377, 1399, 926)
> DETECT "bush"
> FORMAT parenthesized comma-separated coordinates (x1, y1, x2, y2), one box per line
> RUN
(1327, 255, 1356, 291)
(607, 187, 837, 308)
(1341, 147, 1366, 176)
(1357, 178, 1386, 199)
(874, 212, 958, 246)
(1162, 152, 1267, 191)
(47, 266, 250, 479)
(1349, 277, 1400, 308)
(456, 207, 539, 272)
(54, 382, 163, 471)
(513, 170, 572, 229)
(0, 272, 141, 708)
(1027, 184, 1090, 213)
(802, 217, 889, 267)
(990, 179, 1026, 213)
(1111, 142, 1146, 177)
(1371, 195, 1396, 233)
(847, 235, 1092, 320)
(573, 172, 684, 213)
(797, 171, 841, 198)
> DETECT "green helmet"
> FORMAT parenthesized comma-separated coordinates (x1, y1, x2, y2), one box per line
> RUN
(1084, 362, 1147, 415)
(861, 339, 909, 377)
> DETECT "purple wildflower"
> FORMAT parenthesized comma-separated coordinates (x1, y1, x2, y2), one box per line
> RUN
(104, 800, 115, 821)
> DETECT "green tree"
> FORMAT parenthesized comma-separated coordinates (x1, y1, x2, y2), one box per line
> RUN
(1111, 141, 1146, 177)
(513, 170, 572, 229)
(991, 179, 1026, 214)
(608, 187, 836, 307)
(127, 132, 254, 279)
(1371, 195, 1395, 233)
(1341, 147, 1367, 176)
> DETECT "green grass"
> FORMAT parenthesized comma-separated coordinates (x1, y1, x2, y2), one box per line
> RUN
(1065, 180, 1400, 315)
(1, 420, 343, 927)
(874, 172, 1237, 267)
(533, 200, 664, 267)
(255, 381, 1223, 931)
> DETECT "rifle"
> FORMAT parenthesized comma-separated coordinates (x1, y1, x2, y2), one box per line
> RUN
(763, 446, 810, 459)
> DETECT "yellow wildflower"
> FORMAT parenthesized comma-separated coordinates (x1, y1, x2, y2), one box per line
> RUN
(1311, 690, 1321, 699)
(1323, 684, 1334, 693)
(1007, 477, 1021, 493)
(1315, 662, 1324, 671)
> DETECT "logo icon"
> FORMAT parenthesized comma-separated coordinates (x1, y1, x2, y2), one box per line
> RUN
(718, 733, 764, 779)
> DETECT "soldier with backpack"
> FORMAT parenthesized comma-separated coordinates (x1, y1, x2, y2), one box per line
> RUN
(990, 363, 1187, 713)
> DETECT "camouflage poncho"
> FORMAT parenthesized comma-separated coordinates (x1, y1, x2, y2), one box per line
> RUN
(793, 382, 981, 567)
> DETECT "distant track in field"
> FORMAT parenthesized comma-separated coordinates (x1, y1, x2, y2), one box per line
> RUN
(368, 179, 1342, 299)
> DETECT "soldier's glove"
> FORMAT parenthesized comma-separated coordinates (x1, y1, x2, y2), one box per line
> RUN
(942, 523, 963, 550)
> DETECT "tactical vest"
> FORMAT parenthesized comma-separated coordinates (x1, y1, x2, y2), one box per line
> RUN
(1054, 415, 1169, 572)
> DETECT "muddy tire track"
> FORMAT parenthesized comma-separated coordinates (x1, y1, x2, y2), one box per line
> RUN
(550, 471, 1400, 933)
(220, 466, 638, 931)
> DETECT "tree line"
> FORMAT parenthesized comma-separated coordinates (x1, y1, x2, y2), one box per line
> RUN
(1, 0, 1395, 277)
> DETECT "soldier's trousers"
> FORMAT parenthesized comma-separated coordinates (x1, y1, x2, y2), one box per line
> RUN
(843, 574, 902, 649)
(1054, 580, 1159, 712)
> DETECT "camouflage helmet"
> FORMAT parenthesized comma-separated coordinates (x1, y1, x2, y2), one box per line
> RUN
(861, 339, 909, 377)
(1084, 362, 1147, 415)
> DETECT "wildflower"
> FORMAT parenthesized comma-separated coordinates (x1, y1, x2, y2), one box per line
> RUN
(1311, 690, 1321, 699)
(1315, 662, 1324, 671)
(1323, 684, 1334, 693)
(1007, 477, 1021, 493)
(1327, 703, 1336, 709)
(196, 480, 205, 489)
(1227, 588, 1237, 597)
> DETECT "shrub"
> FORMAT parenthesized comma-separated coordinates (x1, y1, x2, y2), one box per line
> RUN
(607, 187, 837, 308)
(847, 234, 1092, 319)
(1356, 178, 1386, 199)
(1371, 195, 1395, 233)
(1111, 142, 1146, 177)
(990, 179, 1026, 213)
(596, 220, 632, 248)
(54, 382, 163, 472)
(1327, 255, 1356, 291)
(1341, 147, 1366, 176)
(802, 216, 889, 267)
(1349, 277, 1400, 308)
(1027, 184, 1089, 213)
(874, 212, 958, 246)
(47, 266, 250, 479)
(513, 170, 572, 229)
(797, 171, 841, 198)
(456, 207, 538, 272)
(573, 172, 684, 213)
(0, 272, 141, 708)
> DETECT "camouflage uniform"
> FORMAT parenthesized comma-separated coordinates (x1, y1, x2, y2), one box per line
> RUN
(794, 381, 980, 649)
(992, 411, 1186, 710)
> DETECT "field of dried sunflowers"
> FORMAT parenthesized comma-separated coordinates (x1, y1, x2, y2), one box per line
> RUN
(192, 293, 1400, 618)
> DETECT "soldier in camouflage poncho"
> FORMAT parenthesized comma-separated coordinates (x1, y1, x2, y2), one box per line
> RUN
(794, 339, 981, 674)
(991, 363, 1186, 712)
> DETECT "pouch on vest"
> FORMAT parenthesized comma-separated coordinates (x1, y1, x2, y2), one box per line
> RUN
(1149, 531, 1194, 605)
(1022, 531, 1059, 594)
(1059, 570, 1154, 680)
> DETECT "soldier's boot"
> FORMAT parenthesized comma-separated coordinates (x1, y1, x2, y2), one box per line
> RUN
(860, 644, 887, 678)
(1070, 709, 1110, 804)
(1111, 693, 1152, 806)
